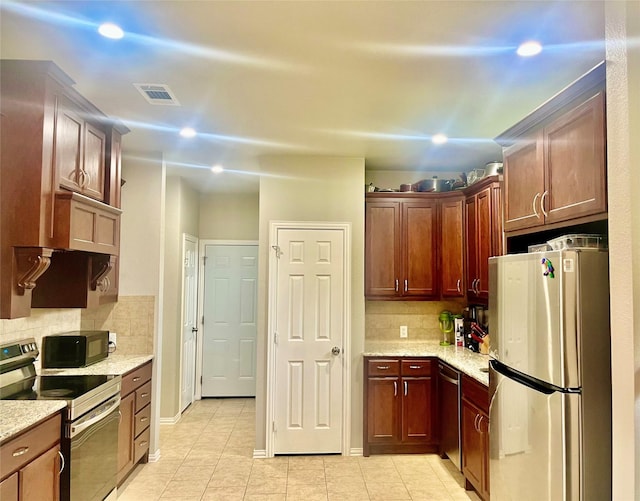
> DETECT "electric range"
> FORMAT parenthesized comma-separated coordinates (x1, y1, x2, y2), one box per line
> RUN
(1, 338, 121, 501)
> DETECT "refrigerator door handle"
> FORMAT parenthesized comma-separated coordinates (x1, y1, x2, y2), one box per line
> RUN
(490, 359, 576, 395)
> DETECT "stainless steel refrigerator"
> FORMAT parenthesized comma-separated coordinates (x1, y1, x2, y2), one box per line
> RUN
(488, 249, 611, 501)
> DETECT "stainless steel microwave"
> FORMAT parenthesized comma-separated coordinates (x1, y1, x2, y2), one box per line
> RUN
(42, 330, 109, 368)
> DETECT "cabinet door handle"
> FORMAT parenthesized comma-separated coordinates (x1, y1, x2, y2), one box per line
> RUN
(12, 446, 28, 457)
(540, 190, 549, 218)
(474, 414, 480, 432)
(456, 279, 461, 293)
(404, 279, 408, 292)
(475, 279, 481, 294)
(85, 170, 91, 188)
(395, 279, 399, 292)
(58, 450, 65, 474)
(393, 381, 397, 397)
(532, 192, 541, 219)
(404, 380, 408, 396)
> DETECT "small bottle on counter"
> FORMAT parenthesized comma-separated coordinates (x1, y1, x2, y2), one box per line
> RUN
(454, 314, 464, 347)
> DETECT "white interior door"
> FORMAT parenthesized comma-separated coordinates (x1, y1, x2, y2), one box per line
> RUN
(272, 227, 345, 454)
(181, 234, 198, 413)
(202, 244, 258, 397)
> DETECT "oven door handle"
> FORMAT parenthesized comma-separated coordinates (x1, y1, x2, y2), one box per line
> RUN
(69, 395, 121, 438)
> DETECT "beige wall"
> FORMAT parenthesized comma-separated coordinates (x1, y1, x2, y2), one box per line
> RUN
(161, 177, 200, 420)
(120, 152, 166, 459)
(256, 155, 365, 453)
(605, 2, 640, 498)
(199, 192, 259, 240)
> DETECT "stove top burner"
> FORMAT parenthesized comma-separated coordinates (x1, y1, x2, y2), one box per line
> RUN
(39, 388, 75, 397)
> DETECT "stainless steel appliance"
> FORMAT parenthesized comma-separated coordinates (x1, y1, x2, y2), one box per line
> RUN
(488, 249, 611, 501)
(0, 338, 121, 501)
(41, 330, 110, 368)
(438, 362, 461, 470)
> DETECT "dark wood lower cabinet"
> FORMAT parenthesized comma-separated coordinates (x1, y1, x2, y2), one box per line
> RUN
(364, 357, 436, 456)
(461, 375, 490, 501)
(0, 413, 62, 501)
(117, 361, 153, 485)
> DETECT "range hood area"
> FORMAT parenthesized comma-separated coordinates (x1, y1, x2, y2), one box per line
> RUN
(0, 60, 128, 319)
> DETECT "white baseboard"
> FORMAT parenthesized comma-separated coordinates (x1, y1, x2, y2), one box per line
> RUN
(159, 413, 181, 425)
(253, 449, 268, 459)
(148, 449, 161, 462)
(349, 448, 363, 457)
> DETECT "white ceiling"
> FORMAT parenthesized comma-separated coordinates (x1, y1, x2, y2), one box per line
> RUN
(0, 1, 605, 193)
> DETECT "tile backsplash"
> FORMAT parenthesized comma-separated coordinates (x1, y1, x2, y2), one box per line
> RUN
(80, 296, 155, 356)
(365, 300, 466, 341)
(0, 296, 155, 358)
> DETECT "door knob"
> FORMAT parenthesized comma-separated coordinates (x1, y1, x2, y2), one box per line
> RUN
(331, 346, 341, 356)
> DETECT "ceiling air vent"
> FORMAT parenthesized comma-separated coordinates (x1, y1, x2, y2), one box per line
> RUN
(133, 83, 180, 106)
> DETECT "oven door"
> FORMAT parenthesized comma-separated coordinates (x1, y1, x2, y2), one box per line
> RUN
(67, 395, 120, 501)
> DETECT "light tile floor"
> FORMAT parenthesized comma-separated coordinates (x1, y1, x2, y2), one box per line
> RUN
(118, 398, 481, 501)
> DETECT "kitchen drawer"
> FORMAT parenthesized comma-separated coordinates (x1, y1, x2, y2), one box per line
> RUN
(367, 359, 400, 376)
(462, 375, 489, 413)
(134, 404, 151, 438)
(401, 359, 432, 376)
(121, 361, 152, 396)
(0, 413, 61, 479)
(135, 382, 152, 413)
(133, 427, 150, 464)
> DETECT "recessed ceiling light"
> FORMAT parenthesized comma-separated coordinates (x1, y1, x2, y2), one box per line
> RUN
(517, 40, 543, 57)
(179, 127, 197, 138)
(211, 165, 224, 174)
(432, 133, 448, 145)
(98, 23, 124, 40)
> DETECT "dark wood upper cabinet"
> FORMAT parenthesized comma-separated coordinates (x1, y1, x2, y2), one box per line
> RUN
(464, 178, 502, 303)
(0, 60, 128, 318)
(402, 200, 438, 298)
(365, 193, 463, 301)
(440, 197, 465, 298)
(498, 62, 607, 236)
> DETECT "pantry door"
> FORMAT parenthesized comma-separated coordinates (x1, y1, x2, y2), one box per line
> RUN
(267, 222, 351, 455)
(201, 243, 258, 397)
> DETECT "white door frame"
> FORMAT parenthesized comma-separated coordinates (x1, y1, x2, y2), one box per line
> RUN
(179, 233, 198, 411)
(196, 239, 259, 400)
(266, 221, 351, 457)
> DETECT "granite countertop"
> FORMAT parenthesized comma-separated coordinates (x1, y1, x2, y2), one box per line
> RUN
(364, 340, 489, 385)
(41, 354, 154, 376)
(1, 355, 153, 443)
(0, 401, 67, 443)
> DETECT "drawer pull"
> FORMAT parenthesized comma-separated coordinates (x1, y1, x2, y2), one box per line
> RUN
(376, 365, 389, 370)
(12, 446, 29, 457)
(140, 393, 149, 398)
(133, 377, 141, 382)
(409, 365, 422, 369)
(139, 441, 148, 447)
(140, 417, 149, 422)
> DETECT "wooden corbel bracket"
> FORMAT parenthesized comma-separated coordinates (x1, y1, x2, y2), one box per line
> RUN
(15, 247, 55, 294)
(90, 254, 116, 293)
